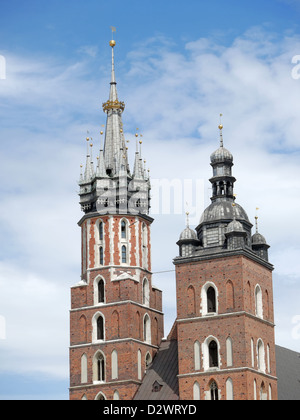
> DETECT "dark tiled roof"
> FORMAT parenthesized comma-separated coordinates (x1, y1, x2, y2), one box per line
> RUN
(134, 340, 179, 400)
(134, 341, 300, 400)
(276, 345, 300, 401)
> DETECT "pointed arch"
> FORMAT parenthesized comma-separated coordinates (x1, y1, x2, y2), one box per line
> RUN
(81, 353, 88, 384)
(120, 219, 128, 239)
(194, 341, 201, 371)
(111, 310, 120, 339)
(113, 390, 120, 400)
(226, 378, 234, 400)
(209, 380, 219, 401)
(257, 339, 266, 373)
(143, 278, 150, 307)
(92, 312, 105, 342)
(203, 336, 220, 370)
(94, 276, 105, 305)
(137, 349, 142, 380)
(95, 391, 106, 400)
(226, 337, 233, 367)
(201, 282, 218, 316)
(79, 315, 87, 343)
(255, 284, 263, 319)
(265, 289, 270, 319)
(136, 311, 141, 340)
(111, 349, 118, 380)
(121, 245, 127, 264)
(143, 314, 151, 344)
(193, 382, 201, 400)
(187, 285, 196, 315)
(145, 352, 152, 367)
(226, 280, 234, 309)
(93, 350, 106, 383)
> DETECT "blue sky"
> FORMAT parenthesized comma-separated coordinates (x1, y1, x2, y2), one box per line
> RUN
(0, 0, 300, 400)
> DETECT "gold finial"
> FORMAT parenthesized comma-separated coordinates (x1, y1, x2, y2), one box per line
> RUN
(218, 113, 223, 131)
(100, 131, 104, 135)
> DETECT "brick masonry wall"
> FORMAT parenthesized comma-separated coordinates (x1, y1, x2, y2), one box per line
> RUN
(70, 213, 164, 400)
(175, 252, 278, 400)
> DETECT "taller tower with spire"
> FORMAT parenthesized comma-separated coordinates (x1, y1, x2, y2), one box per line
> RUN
(69, 36, 164, 401)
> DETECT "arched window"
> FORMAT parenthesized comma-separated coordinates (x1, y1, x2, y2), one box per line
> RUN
(257, 339, 265, 373)
(255, 285, 263, 319)
(143, 278, 150, 307)
(93, 351, 105, 383)
(99, 221, 104, 241)
(81, 353, 88, 384)
(194, 341, 201, 371)
(144, 314, 151, 344)
(207, 287, 216, 313)
(136, 311, 141, 340)
(226, 378, 234, 400)
(260, 381, 267, 400)
(95, 391, 106, 400)
(137, 350, 142, 380)
(226, 337, 233, 367)
(97, 316, 104, 341)
(111, 350, 118, 380)
(193, 382, 201, 400)
(99, 247, 104, 266)
(113, 390, 120, 400)
(267, 344, 271, 373)
(265, 290, 270, 319)
(122, 245, 127, 264)
(98, 279, 105, 303)
(269, 384, 272, 401)
(145, 352, 152, 368)
(209, 340, 219, 368)
(121, 220, 127, 239)
(251, 338, 255, 368)
(210, 381, 219, 401)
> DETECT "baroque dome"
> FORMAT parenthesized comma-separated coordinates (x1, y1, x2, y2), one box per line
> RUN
(179, 226, 197, 241)
(199, 200, 250, 225)
(226, 218, 244, 233)
(252, 232, 267, 245)
(210, 146, 233, 164)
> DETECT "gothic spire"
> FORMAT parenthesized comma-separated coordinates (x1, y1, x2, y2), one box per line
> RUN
(102, 37, 128, 177)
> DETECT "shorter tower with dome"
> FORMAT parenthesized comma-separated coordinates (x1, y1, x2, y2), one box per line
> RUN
(173, 121, 277, 400)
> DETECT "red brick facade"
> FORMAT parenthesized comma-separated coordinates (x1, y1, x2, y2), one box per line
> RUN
(173, 252, 278, 400)
(69, 213, 164, 400)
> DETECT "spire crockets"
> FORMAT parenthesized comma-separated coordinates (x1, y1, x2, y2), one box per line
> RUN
(78, 32, 151, 216)
(102, 33, 128, 177)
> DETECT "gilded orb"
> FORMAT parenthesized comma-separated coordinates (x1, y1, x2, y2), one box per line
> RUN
(109, 40, 116, 47)
(218, 124, 223, 130)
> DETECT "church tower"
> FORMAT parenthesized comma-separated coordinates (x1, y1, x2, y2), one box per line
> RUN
(174, 122, 278, 400)
(69, 38, 164, 401)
